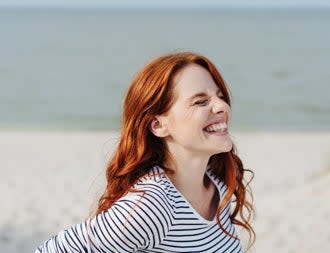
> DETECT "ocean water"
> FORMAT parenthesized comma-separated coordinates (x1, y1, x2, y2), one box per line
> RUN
(0, 7, 329, 131)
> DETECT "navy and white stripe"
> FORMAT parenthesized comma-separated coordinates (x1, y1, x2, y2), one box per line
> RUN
(35, 166, 242, 252)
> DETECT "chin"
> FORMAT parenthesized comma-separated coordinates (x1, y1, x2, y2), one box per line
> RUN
(214, 142, 233, 154)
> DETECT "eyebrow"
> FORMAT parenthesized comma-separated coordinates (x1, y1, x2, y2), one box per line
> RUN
(188, 88, 223, 101)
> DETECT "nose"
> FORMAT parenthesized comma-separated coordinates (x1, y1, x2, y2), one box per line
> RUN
(211, 97, 228, 114)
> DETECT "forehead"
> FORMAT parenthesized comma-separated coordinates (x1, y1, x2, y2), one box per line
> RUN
(173, 64, 221, 98)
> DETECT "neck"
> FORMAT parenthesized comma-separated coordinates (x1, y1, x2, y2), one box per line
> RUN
(164, 144, 211, 194)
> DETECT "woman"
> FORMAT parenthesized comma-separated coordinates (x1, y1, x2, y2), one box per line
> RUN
(35, 51, 255, 252)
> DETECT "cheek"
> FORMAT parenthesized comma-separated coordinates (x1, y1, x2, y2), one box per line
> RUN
(174, 109, 207, 129)
(167, 104, 209, 131)
(169, 114, 187, 129)
(180, 107, 204, 124)
(167, 110, 192, 132)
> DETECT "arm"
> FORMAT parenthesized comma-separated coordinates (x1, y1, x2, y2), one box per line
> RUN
(35, 189, 170, 253)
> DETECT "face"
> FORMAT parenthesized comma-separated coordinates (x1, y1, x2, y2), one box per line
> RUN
(161, 64, 232, 157)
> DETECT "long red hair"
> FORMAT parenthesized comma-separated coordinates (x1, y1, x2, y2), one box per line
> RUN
(96, 51, 255, 247)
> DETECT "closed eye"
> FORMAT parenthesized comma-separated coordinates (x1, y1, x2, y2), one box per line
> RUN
(193, 93, 225, 106)
(194, 99, 208, 106)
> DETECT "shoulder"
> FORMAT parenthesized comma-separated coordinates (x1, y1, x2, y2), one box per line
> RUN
(129, 165, 174, 207)
(116, 166, 174, 219)
(102, 166, 173, 247)
(206, 168, 228, 196)
(206, 167, 235, 215)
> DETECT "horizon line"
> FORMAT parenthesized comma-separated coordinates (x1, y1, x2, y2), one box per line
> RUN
(0, 4, 330, 10)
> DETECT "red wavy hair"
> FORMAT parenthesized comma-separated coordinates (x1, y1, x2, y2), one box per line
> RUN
(96, 51, 255, 247)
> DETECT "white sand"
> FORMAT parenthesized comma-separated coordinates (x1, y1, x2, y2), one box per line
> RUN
(1, 130, 329, 253)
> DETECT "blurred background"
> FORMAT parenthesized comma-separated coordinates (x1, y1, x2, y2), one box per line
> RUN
(1, 1, 330, 253)
(1, 0, 329, 131)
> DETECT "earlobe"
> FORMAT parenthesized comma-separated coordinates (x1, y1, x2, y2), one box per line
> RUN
(150, 116, 169, 138)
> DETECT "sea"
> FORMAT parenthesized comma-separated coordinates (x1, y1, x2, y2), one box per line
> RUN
(1, 7, 329, 131)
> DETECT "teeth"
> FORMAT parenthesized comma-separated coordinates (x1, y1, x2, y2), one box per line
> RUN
(205, 122, 227, 132)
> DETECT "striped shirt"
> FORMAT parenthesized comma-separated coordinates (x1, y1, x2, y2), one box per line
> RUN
(35, 166, 242, 253)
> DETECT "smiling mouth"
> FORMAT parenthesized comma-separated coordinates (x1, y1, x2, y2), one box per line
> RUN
(203, 122, 228, 133)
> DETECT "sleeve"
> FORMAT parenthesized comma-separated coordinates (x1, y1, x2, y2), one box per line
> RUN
(35, 189, 171, 253)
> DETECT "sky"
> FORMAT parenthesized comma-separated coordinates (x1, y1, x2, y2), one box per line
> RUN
(0, 0, 329, 8)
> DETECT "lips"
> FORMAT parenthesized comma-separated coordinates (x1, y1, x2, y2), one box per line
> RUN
(204, 122, 228, 133)
(203, 118, 228, 130)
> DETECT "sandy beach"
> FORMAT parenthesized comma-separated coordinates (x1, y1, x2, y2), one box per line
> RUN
(1, 130, 329, 253)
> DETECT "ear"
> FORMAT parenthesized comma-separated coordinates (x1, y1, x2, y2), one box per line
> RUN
(150, 115, 169, 138)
